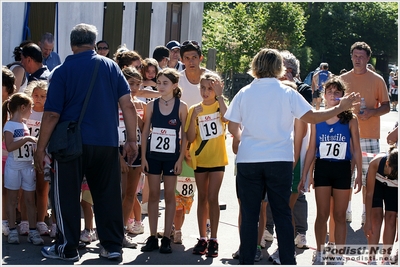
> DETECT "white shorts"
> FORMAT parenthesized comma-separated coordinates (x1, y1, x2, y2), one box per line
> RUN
(4, 165, 36, 191)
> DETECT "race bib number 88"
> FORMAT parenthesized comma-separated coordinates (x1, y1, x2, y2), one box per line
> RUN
(176, 176, 196, 196)
(319, 141, 347, 160)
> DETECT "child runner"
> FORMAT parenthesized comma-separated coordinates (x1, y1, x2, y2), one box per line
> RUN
(2, 92, 44, 245)
(298, 76, 362, 265)
(2, 66, 16, 236)
(121, 66, 146, 236)
(141, 68, 188, 254)
(186, 72, 228, 257)
(364, 147, 398, 265)
(20, 80, 54, 236)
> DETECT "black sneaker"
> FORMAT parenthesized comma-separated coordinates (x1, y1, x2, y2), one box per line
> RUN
(207, 239, 218, 257)
(159, 236, 172, 254)
(192, 238, 208, 255)
(141, 236, 159, 252)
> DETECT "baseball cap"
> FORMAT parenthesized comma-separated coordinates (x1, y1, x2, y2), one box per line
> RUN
(166, 40, 180, 50)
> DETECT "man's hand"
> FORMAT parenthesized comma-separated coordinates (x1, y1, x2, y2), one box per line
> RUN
(123, 141, 138, 166)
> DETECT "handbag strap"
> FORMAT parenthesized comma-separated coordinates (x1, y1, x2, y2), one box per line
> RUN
(78, 58, 101, 126)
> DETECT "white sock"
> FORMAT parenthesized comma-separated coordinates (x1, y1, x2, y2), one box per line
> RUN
(347, 201, 352, 212)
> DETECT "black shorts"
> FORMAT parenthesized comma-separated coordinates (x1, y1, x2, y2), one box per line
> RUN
(145, 156, 178, 176)
(372, 180, 398, 212)
(194, 166, 225, 173)
(313, 158, 351, 189)
(391, 94, 398, 102)
(313, 90, 322, 99)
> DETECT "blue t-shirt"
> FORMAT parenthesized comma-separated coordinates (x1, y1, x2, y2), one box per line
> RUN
(316, 120, 352, 161)
(317, 70, 329, 91)
(43, 51, 61, 72)
(45, 50, 130, 147)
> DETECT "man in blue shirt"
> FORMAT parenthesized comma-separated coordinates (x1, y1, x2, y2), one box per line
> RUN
(34, 23, 138, 262)
(39, 32, 61, 71)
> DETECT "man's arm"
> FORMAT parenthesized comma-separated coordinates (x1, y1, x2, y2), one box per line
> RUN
(119, 94, 138, 165)
(137, 88, 161, 99)
(34, 111, 60, 172)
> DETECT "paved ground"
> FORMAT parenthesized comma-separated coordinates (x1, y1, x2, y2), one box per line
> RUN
(2, 110, 398, 265)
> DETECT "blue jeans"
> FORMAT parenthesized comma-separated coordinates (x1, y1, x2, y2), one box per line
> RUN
(237, 162, 296, 265)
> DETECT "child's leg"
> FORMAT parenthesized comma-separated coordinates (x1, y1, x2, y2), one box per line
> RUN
(162, 175, 177, 237)
(19, 189, 27, 222)
(23, 190, 37, 229)
(125, 167, 142, 224)
(383, 211, 397, 261)
(2, 174, 7, 221)
(332, 189, 350, 252)
(122, 169, 134, 227)
(258, 201, 267, 245)
(6, 189, 19, 229)
(328, 196, 335, 244)
(207, 171, 224, 239)
(314, 187, 331, 252)
(369, 208, 384, 261)
(80, 198, 93, 231)
(35, 171, 49, 223)
(195, 172, 209, 238)
(147, 174, 161, 236)
(141, 175, 149, 205)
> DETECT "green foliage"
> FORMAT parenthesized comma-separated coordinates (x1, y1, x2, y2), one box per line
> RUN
(202, 2, 398, 81)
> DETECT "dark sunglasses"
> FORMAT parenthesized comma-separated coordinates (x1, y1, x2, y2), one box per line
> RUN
(181, 40, 199, 47)
(97, 47, 109, 50)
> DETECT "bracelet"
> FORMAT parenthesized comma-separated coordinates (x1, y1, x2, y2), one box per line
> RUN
(215, 95, 224, 100)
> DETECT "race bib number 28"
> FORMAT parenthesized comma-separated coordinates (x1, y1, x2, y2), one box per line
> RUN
(150, 127, 176, 153)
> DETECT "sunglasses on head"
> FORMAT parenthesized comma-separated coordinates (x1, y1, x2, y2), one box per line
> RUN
(97, 47, 109, 50)
(182, 40, 199, 47)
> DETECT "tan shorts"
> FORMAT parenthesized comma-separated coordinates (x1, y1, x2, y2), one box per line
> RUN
(81, 189, 93, 205)
(175, 195, 194, 214)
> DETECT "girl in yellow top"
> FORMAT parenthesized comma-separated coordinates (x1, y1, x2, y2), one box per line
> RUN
(185, 72, 228, 257)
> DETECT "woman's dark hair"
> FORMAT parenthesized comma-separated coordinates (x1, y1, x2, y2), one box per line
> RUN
(156, 68, 182, 98)
(12, 40, 33, 61)
(96, 40, 110, 57)
(323, 76, 353, 124)
(387, 146, 398, 180)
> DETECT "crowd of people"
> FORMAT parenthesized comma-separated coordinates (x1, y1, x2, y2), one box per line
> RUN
(2, 23, 398, 265)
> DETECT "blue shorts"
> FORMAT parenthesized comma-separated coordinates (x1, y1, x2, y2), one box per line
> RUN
(146, 156, 177, 176)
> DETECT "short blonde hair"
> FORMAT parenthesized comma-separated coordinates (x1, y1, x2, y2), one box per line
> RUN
(24, 80, 48, 96)
(251, 48, 285, 79)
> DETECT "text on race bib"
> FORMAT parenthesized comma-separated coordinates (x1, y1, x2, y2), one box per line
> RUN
(319, 141, 347, 160)
(150, 127, 176, 153)
(198, 112, 223, 140)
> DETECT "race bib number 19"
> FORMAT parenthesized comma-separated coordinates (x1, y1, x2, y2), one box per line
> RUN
(319, 141, 347, 160)
(198, 112, 223, 140)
